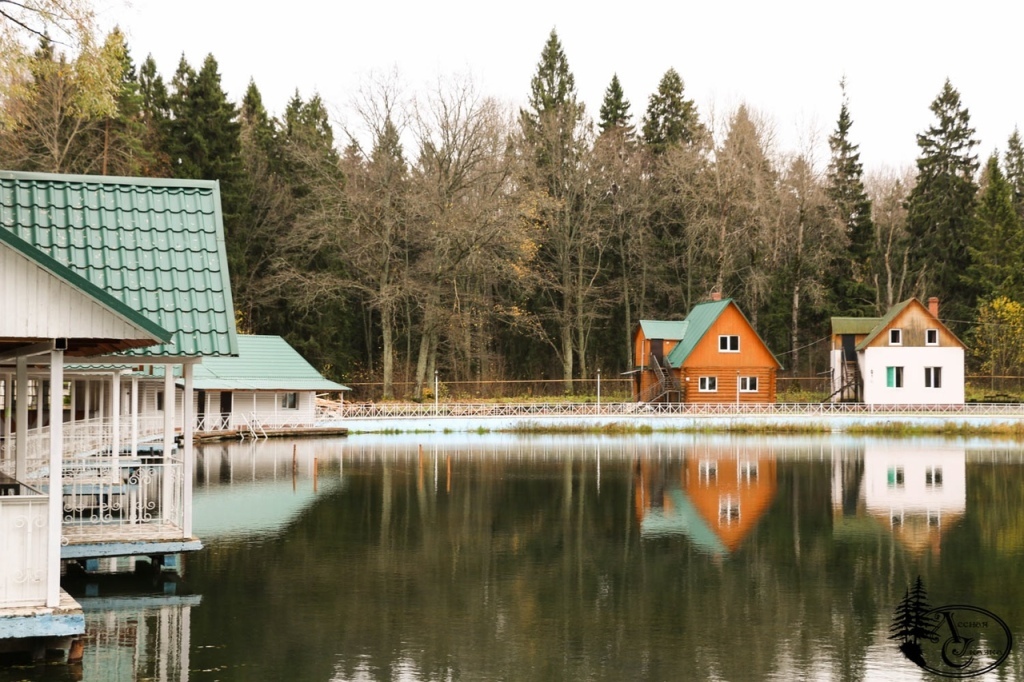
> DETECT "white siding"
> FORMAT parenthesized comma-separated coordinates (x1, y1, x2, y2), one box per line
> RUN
(861, 346, 964, 404)
(0, 245, 152, 341)
(862, 445, 965, 515)
(191, 390, 317, 430)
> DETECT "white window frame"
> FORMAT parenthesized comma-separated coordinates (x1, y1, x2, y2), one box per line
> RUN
(719, 494, 740, 524)
(889, 328, 902, 346)
(886, 366, 904, 388)
(280, 392, 298, 409)
(924, 366, 942, 389)
(925, 328, 939, 346)
(718, 335, 740, 353)
(739, 376, 758, 392)
(699, 376, 718, 392)
(699, 460, 717, 485)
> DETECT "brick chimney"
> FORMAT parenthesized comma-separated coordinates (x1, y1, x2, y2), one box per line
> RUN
(711, 291, 722, 302)
(928, 296, 939, 318)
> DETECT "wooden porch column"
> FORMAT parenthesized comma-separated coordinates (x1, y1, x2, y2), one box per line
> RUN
(183, 363, 194, 537)
(46, 348, 63, 608)
(98, 379, 105, 424)
(15, 358, 28, 482)
(111, 371, 121, 471)
(163, 366, 175, 522)
(130, 376, 138, 459)
(2, 373, 11, 460)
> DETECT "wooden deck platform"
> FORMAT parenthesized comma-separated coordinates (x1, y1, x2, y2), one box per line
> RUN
(0, 590, 83, 642)
(61, 522, 201, 560)
(193, 426, 348, 443)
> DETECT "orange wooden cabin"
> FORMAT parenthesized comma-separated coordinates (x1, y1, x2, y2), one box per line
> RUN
(630, 296, 780, 403)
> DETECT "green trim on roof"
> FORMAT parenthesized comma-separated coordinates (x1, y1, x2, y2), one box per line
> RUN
(855, 299, 915, 351)
(639, 319, 689, 341)
(0, 224, 171, 343)
(0, 170, 238, 358)
(831, 317, 882, 336)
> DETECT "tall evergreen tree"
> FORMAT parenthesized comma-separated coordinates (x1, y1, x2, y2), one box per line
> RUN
(641, 68, 703, 154)
(967, 153, 1024, 302)
(826, 84, 876, 315)
(1004, 128, 1024, 221)
(905, 79, 979, 327)
(597, 73, 633, 137)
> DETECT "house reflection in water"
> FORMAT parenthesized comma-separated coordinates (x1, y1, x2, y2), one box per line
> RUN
(634, 443, 778, 555)
(832, 443, 966, 555)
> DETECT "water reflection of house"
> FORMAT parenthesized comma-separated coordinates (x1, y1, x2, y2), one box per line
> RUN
(833, 444, 966, 555)
(635, 445, 777, 554)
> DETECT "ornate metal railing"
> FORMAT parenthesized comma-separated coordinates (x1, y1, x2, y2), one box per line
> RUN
(318, 401, 1024, 421)
(60, 452, 185, 534)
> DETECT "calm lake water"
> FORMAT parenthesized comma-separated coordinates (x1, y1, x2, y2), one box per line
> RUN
(5, 433, 1024, 681)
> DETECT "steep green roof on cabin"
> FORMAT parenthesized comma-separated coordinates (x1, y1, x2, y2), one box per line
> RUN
(0, 170, 237, 358)
(639, 320, 689, 341)
(665, 299, 732, 368)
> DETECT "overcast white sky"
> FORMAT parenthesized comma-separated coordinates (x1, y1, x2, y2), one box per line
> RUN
(98, 0, 1022, 174)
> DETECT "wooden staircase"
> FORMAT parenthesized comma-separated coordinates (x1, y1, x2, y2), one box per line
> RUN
(641, 354, 683, 403)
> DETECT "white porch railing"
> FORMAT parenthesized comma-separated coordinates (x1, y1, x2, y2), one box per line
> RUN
(0, 491, 49, 606)
(194, 413, 231, 432)
(318, 401, 1024, 421)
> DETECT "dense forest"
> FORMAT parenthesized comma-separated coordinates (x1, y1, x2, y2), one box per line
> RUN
(3, 9, 1024, 398)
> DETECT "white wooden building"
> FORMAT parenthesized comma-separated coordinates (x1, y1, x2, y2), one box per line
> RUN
(829, 297, 966, 405)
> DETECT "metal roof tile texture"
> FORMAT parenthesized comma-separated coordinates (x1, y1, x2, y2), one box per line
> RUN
(0, 171, 238, 357)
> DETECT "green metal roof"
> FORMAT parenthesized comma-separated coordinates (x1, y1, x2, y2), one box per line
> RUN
(855, 299, 915, 351)
(638, 320, 689, 341)
(831, 317, 882, 336)
(0, 225, 171, 345)
(0, 170, 238, 358)
(182, 335, 348, 392)
(665, 299, 733, 367)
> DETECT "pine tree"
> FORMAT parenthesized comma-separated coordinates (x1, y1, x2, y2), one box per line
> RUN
(826, 84, 876, 315)
(1004, 129, 1024, 221)
(967, 153, 1024, 302)
(597, 73, 633, 137)
(906, 79, 979, 327)
(641, 68, 703, 154)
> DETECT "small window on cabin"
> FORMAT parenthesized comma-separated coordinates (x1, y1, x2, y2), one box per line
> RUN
(156, 391, 164, 411)
(924, 367, 942, 389)
(740, 376, 758, 392)
(739, 461, 758, 483)
(887, 466, 905, 488)
(718, 335, 740, 352)
(281, 392, 298, 409)
(926, 328, 938, 346)
(719, 495, 740, 524)
(699, 377, 718, 392)
(886, 366, 904, 388)
(699, 460, 717, 485)
(889, 328, 902, 345)
(926, 466, 943, 488)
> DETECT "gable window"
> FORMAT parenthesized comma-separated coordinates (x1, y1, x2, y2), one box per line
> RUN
(280, 392, 298, 409)
(925, 328, 939, 346)
(924, 367, 942, 389)
(718, 335, 740, 352)
(886, 366, 904, 388)
(699, 376, 718, 392)
(739, 376, 758, 392)
(889, 328, 902, 345)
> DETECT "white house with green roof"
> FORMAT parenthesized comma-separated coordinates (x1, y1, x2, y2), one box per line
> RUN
(829, 297, 965, 404)
(0, 170, 239, 650)
(179, 334, 348, 432)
